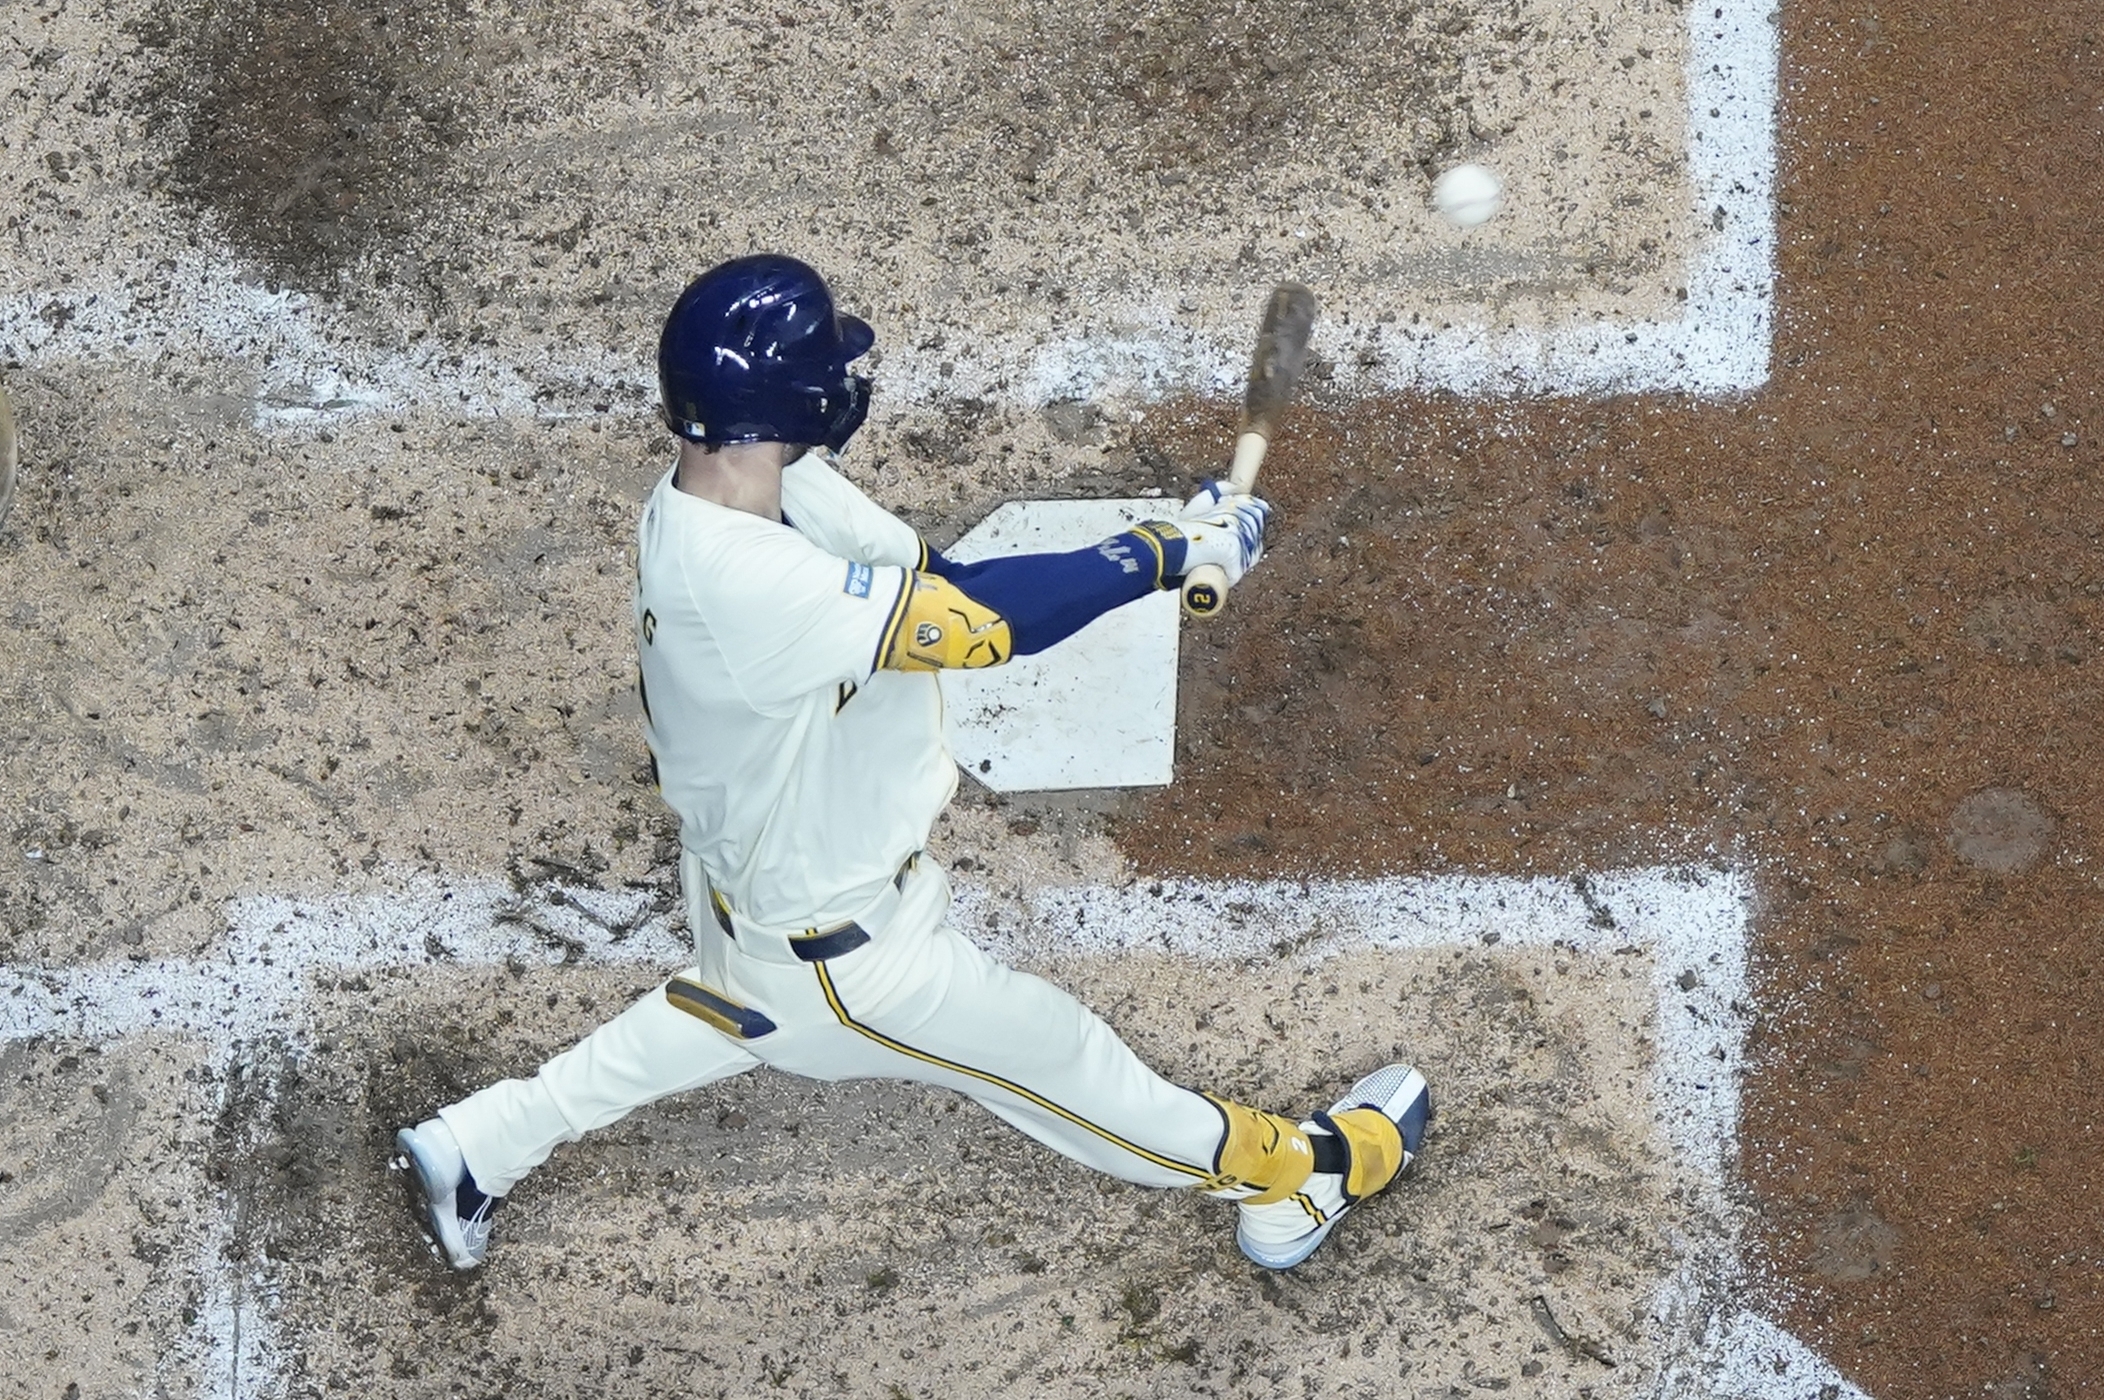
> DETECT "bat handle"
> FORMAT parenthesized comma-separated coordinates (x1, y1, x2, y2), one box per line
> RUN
(1179, 430, 1270, 619)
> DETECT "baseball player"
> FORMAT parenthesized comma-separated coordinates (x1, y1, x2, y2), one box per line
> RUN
(396, 254, 1430, 1275)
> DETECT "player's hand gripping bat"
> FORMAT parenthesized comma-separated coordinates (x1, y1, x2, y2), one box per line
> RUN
(1180, 282, 1319, 619)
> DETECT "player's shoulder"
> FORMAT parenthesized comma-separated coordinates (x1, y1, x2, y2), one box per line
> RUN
(643, 475, 867, 609)
(643, 469, 774, 543)
(781, 449, 923, 566)
(781, 448, 873, 515)
(784, 446, 852, 487)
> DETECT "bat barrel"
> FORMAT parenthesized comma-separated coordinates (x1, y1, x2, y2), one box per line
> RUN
(1182, 283, 1315, 623)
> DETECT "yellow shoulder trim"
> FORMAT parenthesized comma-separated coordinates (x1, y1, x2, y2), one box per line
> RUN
(881, 572, 1014, 672)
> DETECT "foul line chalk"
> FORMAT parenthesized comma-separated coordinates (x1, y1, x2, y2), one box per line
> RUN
(0, 0, 1776, 421)
(3, 864, 1863, 1400)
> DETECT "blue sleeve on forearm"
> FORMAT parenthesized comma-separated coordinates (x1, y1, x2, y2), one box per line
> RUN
(925, 527, 1187, 656)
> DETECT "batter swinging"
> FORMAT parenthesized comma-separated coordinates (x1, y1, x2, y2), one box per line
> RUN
(396, 255, 1431, 1274)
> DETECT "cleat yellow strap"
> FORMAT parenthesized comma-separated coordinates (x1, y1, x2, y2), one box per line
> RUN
(1204, 1096, 1316, 1204)
(1328, 1108, 1406, 1201)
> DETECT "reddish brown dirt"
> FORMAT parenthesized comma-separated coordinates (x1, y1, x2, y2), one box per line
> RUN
(1122, 4, 2103, 1397)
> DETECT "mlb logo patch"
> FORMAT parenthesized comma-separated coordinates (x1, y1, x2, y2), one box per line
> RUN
(843, 562, 874, 598)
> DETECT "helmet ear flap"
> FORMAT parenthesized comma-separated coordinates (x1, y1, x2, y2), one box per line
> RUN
(820, 374, 873, 452)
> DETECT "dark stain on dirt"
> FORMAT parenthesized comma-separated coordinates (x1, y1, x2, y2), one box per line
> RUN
(1990, 1353, 2060, 1400)
(224, 1018, 508, 1252)
(127, 0, 482, 293)
(1808, 1201, 1901, 1283)
(1948, 788, 2054, 873)
(205, 1004, 538, 1393)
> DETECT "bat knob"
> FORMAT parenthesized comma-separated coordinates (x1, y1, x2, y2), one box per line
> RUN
(1181, 579, 1224, 618)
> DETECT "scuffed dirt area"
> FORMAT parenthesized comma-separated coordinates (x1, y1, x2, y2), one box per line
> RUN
(6, 0, 1687, 436)
(0, 1038, 218, 1396)
(177, 948, 1682, 1400)
(3, 0, 2099, 1398)
(0, 400, 666, 965)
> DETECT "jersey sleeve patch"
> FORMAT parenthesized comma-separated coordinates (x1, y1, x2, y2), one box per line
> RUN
(879, 572, 1013, 672)
(844, 561, 874, 598)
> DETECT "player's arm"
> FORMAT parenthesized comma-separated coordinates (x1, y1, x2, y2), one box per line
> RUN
(694, 526, 926, 711)
(782, 450, 926, 567)
(877, 487, 1270, 672)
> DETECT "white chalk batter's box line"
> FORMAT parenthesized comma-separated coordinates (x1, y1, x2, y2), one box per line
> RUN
(3, 865, 1863, 1399)
(0, 0, 1777, 417)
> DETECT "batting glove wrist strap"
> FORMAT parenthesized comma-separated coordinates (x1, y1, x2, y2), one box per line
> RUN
(1129, 522, 1189, 585)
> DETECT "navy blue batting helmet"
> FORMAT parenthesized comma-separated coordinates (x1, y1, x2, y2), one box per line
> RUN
(658, 255, 875, 451)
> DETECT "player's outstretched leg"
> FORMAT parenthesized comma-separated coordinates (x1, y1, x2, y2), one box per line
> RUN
(1234, 1064, 1433, 1270)
(393, 969, 763, 1270)
(395, 1117, 503, 1271)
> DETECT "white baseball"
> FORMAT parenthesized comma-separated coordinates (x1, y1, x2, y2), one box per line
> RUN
(1432, 163, 1503, 228)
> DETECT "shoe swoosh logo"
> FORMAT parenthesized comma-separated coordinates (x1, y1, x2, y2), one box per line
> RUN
(461, 1201, 496, 1255)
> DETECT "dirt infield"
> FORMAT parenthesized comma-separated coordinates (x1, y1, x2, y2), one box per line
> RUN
(1125, 6, 2104, 1395)
(3, 0, 2100, 1397)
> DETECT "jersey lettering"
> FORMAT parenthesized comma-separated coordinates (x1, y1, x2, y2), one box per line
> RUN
(1097, 537, 1141, 575)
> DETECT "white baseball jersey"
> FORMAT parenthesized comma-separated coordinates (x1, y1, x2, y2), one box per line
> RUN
(633, 451, 955, 929)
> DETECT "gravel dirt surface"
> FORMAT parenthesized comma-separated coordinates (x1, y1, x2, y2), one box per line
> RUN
(2, 0, 2099, 1398)
(1126, 6, 2104, 1396)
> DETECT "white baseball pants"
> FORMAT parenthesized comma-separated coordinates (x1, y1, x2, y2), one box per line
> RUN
(439, 859, 1242, 1198)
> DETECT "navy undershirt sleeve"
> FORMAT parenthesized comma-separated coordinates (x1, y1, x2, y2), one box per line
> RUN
(925, 528, 1188, 656)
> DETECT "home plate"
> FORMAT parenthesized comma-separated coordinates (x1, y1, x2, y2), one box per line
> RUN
(938, 497, 1181, 792)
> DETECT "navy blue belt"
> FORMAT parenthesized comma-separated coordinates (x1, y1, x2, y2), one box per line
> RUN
(709, 853, 919, 963)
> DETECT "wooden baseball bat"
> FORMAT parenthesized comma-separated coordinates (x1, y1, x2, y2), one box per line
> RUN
(0, 386, 16, 529)
(1180, 282, 1319, 618)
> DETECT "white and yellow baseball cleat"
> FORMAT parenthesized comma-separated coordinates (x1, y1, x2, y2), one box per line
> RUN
(394, 1117, 503, 1270)
(1234, 1064, 1433, 1270)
